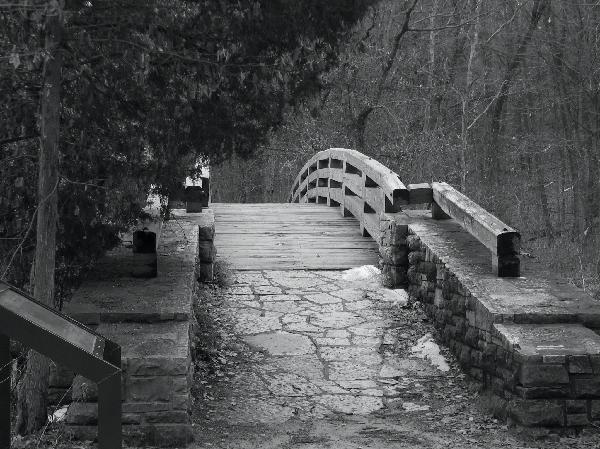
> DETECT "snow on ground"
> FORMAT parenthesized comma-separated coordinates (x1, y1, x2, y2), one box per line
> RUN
(341, 265, 409, 306)
(402, 402, 431, 412)
(48, 405, 68, 423)
(410, 333, 450, 372)
(379, 288, 409, 306)
(341, 265, 380, 282)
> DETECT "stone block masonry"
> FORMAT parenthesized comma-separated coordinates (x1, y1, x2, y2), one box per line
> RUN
(58, 210, 209, 447)
(380, 209, 600, 428)
(378, 217, 408, 288)
(195, 209, 216, 282)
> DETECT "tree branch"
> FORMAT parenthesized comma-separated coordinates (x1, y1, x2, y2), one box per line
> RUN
(0, 134, 40, 147)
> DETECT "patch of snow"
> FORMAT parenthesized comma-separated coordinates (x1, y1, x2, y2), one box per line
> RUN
(402, 402, 430, 412)
(48, 405, 69, 423)
(341, 265, 380, 282)
(186, 166, 210, 186)
(146, 193, 162, 212)
(410, 333, 450, 372)
(379, 289, 409, 306)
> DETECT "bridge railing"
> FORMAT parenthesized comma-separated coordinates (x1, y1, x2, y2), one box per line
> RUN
(289, 148, 410, 240)
(289, 148, 520, 277)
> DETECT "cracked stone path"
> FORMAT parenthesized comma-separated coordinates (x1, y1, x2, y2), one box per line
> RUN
(191, 269, 600, 449)
(191, 269, 459, 445)
(219, 270, 434, 418)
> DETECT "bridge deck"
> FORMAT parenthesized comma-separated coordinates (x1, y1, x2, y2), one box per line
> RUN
(212, 203, 379, 270)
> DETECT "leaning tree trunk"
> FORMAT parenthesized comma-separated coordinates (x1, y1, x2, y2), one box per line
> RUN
(352, 0, 419, 151)
(15, 0, 63, 435)
(487, 0, 548, 186)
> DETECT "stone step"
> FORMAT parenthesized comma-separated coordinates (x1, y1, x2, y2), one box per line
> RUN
(68, 320, 192, 403)
(66, 401, 191, 426)
(64, 292, 195, 446)
(491, 323, 600, 427)
(65, 418, 193, 447)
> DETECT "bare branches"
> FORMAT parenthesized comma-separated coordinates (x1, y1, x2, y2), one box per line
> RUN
(408, 16, 482, 32)
(0, 134, 39, 147)
(373, 0, 419, 106)
(60, 176, 107, 190)
(484, 1, 527, 44)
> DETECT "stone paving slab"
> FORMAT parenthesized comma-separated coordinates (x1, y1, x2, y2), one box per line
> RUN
(196, 269, 450, 426)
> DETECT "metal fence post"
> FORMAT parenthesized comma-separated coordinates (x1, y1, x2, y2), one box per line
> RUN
(0, 334, 10, 449)
(97, 340, 121, 449)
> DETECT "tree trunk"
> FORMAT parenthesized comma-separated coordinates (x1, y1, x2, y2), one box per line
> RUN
(15, 0, 63, 435)
(546, 16, 584, 238)
(460, 0, 482, 192)
(423, 0, 438, 132)
(352, 0, 419, 150)
(487, 0, 548, 182)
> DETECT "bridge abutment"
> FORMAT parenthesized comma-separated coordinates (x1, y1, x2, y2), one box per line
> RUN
(53, 211, 215, 446)
(288, 146, 600, 429)
(383, 210, 600, 428)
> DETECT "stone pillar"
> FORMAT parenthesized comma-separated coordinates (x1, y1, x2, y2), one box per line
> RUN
(132, 228, 158, 278)
(185, 186, 207, 213)
(378, 214, 409, 287)
(200, 177, 210, 206)
(197, 211, 216, 282)
(167, 181, 186, 209)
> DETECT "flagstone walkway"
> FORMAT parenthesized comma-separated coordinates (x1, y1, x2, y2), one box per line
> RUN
(190, 268, 600, 449)
(197, 268, 443, 419)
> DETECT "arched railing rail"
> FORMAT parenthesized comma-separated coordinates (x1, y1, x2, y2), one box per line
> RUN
(288, 148, 409, 240)
(289, 147, 521, 277)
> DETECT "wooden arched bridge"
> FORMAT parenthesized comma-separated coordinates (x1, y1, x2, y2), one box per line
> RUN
(215, 147, 520, 277)
(212, 147, 600, 430)
(56, 147, 600, 447)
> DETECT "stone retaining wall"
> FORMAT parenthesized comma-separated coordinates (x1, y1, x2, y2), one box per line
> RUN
(378, 217, 409, 288)
(55, 210, 210, 446)
(378, 210, 600, 428)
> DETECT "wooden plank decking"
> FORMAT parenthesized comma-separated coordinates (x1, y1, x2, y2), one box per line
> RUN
(212, 203, 379, 270)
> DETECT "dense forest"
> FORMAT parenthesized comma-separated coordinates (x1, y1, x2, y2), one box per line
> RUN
(0, 0, 375, 434)
(212, 0, 600, 298)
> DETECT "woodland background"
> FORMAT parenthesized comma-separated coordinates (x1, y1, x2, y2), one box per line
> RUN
(1, 0, 599, 436)
(212, 0, 600, 298)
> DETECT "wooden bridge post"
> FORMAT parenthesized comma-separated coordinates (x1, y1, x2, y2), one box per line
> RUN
(326, 157, 335, 208)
